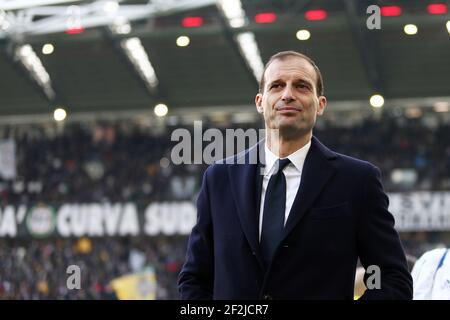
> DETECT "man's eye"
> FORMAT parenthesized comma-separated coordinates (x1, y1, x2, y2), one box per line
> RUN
(270, 84, 280, 89)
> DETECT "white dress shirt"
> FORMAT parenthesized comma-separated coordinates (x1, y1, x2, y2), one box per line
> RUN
(259, 140, 311, 240)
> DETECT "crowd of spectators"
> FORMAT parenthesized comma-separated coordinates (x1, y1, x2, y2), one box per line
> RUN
(0, 111, 449, 299)
(0, 236, 187, 299)
(315, 115, 450, 192)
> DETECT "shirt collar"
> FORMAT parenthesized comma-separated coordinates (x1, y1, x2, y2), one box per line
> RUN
(264, 140, 311, 176)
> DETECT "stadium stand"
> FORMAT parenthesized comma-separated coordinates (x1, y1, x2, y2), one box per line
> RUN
(0, 110, 449, 299)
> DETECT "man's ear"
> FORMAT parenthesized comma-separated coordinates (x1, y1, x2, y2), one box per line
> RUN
(255, 93, 264, 114)
(317, 96, 327, 116)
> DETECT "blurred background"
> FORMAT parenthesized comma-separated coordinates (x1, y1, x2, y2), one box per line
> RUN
(0, 0, 449, 299)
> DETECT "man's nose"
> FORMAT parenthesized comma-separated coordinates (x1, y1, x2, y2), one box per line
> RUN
(281, 85, 295, 102)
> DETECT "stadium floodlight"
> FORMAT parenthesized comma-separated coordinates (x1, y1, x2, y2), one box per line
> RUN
(121, 37, 159, 90)
(154, 103, 168, 117)
(217, 1, 263, 83)
(370, 94, 384, 108)
(53, 108, 67, 121)
(296, 29, 311, 41)
(176, 35, 190, 47)
(15, 44, 55, 100)
(236, 32, 264, 82)
(217, 0, 247, 28)
(404, 24, 418, 35)
(42, 43, 54, 55)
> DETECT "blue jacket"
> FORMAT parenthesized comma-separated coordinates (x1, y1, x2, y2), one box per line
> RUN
(179, 136, 413, 300)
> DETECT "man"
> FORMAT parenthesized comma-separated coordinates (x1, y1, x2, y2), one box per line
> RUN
(412, 247, 449, 299)
(178, 51, 413, 300)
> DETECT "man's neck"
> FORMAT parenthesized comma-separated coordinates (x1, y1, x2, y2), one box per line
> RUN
(266, 130, 312, 158)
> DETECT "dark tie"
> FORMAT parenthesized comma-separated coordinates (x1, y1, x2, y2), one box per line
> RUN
(260, 158, 291, 266)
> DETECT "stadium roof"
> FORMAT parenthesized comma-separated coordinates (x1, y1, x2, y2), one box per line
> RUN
(0, 0, 449, 118)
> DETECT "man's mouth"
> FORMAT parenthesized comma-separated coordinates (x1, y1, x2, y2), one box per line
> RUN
(276, 106, 302, 113)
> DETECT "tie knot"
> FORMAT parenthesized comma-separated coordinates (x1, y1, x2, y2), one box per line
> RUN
(276, 158, 291, 172)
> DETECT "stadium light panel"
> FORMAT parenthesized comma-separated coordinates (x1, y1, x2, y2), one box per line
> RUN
(218, 0, 247, 28)
(236, 32, 264, 82)
(380, 6, 402, 17)
(255, 12, 276, 24)
(15, 44, 55, 100)
(121, 37, 159, 90)
(65, 27, 84, 34)
(182, 17, 203, 27)
(427, 4, 448, 15)
(305, 9, 327, 21)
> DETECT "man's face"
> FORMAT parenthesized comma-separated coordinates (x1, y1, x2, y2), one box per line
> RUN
(255, 56, 327, 139)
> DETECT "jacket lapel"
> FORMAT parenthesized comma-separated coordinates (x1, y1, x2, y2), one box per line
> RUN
(280, 136, 337, 242)
(228, 141, 266, 270)
(227, 137, 337, 268)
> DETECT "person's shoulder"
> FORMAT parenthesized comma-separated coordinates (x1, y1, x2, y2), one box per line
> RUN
(324, 146, 380, 178)
(313, 136, 375, 171)
(333, 151, 376, 171)
(325, 151, 383, 189)
(417, 247, 448, 263)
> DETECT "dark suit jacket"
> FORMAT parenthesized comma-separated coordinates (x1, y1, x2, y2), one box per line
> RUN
(178, 136, 413, 300)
